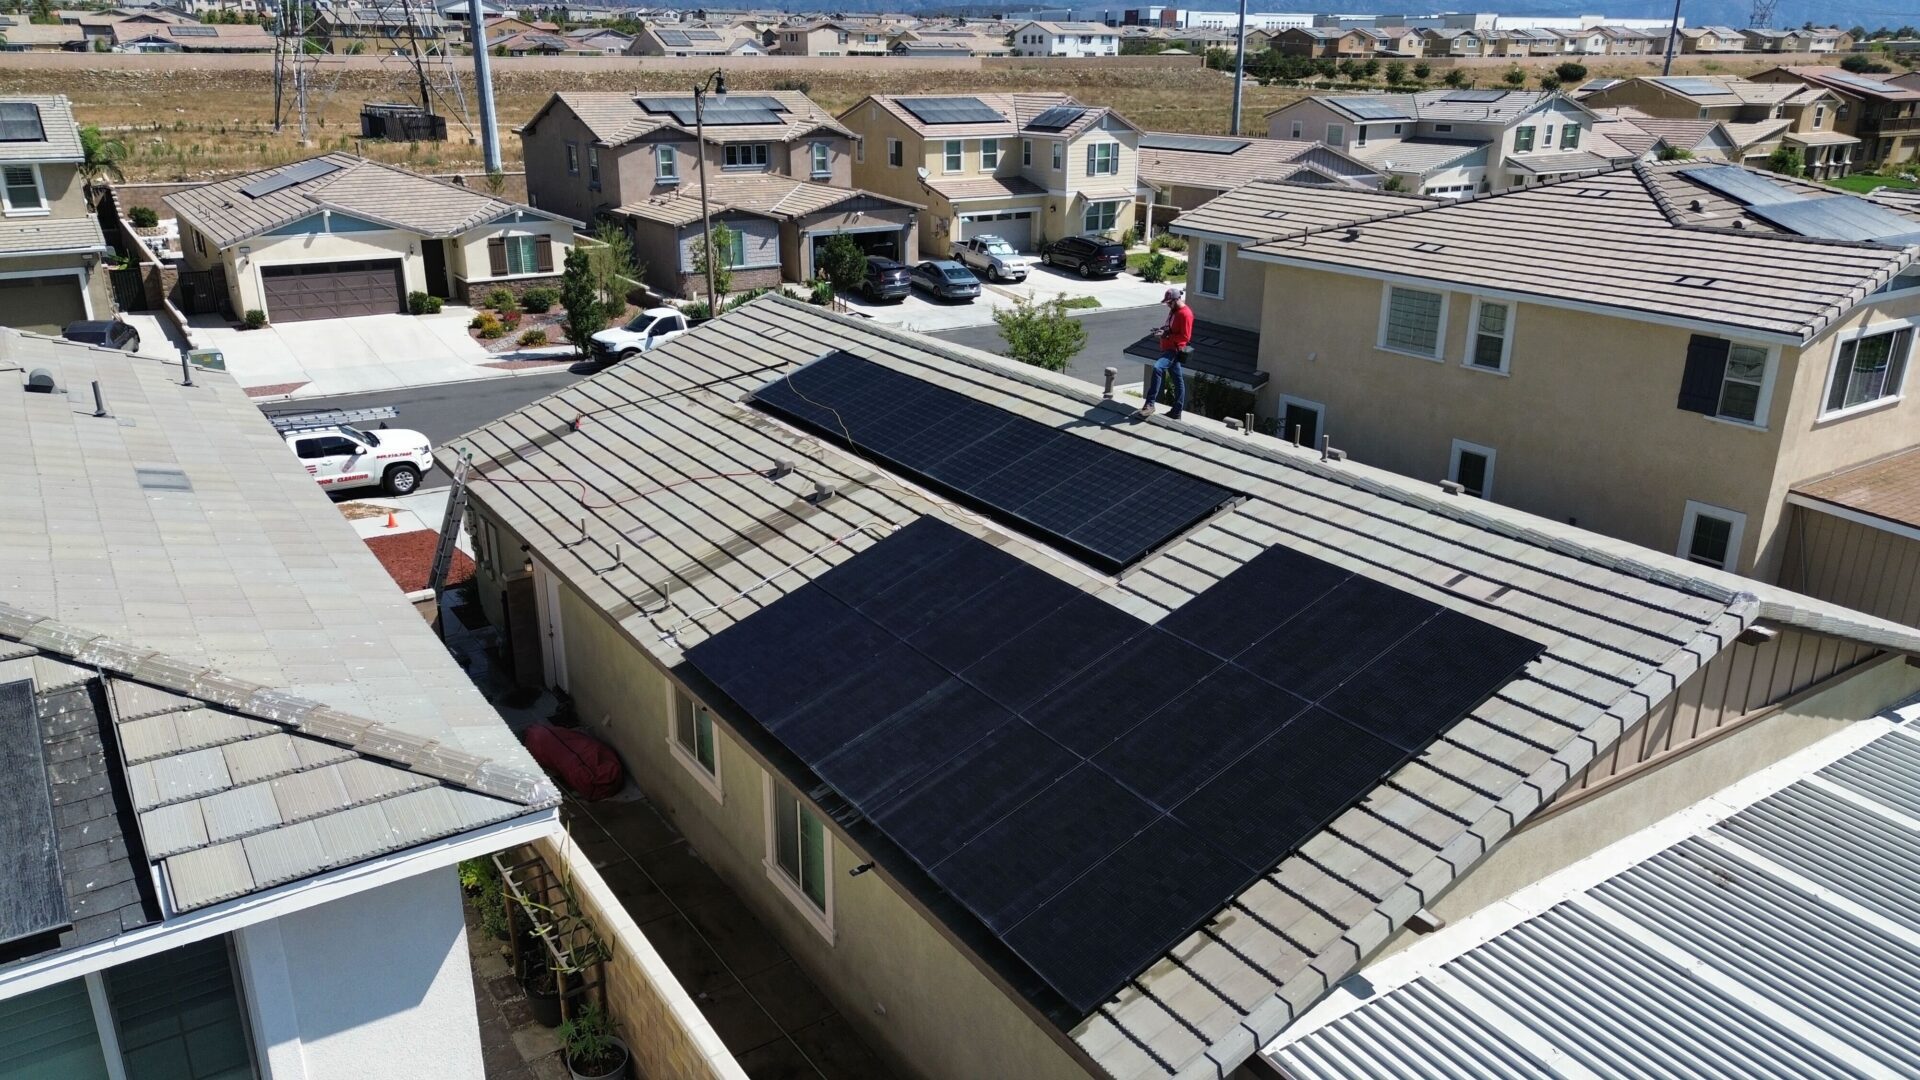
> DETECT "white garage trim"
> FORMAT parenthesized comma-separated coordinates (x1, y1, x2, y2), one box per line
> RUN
(242, 234, 414, 320)
(0, 266, 94, 319)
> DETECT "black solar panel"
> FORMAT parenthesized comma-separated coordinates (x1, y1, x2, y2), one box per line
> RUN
(636, 95, 785, 126)
(0, 102, 45, 143)
(751, 351, 1239, 573)
(1026, 105, 1087, 132)
(684, 519, 1545, 1021)
(1442, 89, 1511, 102)
(1138, 132, 1250, 154)
(0, 679, 69, 947)
(896, 96, 1008, 125)
(238, 158, 342, 199)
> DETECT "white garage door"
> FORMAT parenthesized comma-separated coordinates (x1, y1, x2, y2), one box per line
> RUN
(958, 211, 1036, 251)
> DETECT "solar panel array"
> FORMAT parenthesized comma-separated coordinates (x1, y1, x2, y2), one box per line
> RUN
(1139, 133, 1250, 154)
(1653, 76, 1724, 96)
(1678, 164, 1798, 207)
(1025, 105, 1087, 132)
(169, 24, 219, 36)
(750, 351, 1238, 572)
(1747, 195, 1920, 245)
(1339, 98, 1413, 120)
(1825, 71, 1901, 94)
(0, 102, 43, 143)
(685, 519, 1545, 1019)
(0, 680, 68, 947)
(655, 28, 724, 46)
(637, 94, 788, 126)
(1442, 89, 1510, 102)
(238, 158, 343, 199)
(896, 97, 1008, 125)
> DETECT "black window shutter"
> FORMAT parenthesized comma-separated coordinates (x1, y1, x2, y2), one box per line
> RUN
(1677, 335, 1730, 414)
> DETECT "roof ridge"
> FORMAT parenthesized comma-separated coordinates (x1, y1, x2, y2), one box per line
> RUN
(0, 601, 558, 808)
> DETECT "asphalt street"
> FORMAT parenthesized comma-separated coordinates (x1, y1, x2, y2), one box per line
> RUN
(930, 304, 1163, 386)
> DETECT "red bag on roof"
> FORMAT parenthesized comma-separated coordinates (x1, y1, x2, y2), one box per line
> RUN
(525, 724, 624, 800)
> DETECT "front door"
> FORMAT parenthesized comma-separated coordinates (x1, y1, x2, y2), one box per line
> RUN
(531, 561, 569, 693)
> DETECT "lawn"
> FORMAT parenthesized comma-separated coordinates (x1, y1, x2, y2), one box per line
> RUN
(1826, 173, 1918, 195)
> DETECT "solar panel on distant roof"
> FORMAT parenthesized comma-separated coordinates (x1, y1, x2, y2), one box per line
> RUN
(686, 28, 721, 40)
(896, 96, 1007, 125)
(0, 680, 69, 947)
(169, 24, 218, 36)
(0, 102, 43, 143)
(1747, 194, 1920, 245)
(1025, 105, 1087, 132)
(1654, 76, 1724, 96)
(655, 28, 688, 45)
(1138, 133, 1250, 154)
(1441, 89, 1510, 103)
(1826, 71, 1901, 94)
(238, 158, 342, 199)
(1677, 164, 1800, 206)
(1339, 98, 1413, 120)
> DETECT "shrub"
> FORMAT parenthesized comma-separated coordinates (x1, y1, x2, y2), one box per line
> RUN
(1156, 234, 1187, 254)
(485, 287, 518, 312)
(993, 294, 1087, 373)
(1413, 61, 1432, 81)
(407, 291, 442, 315)
(516, 328, 549, 347)
(1138, 252, 1186, 283)
(500, 310, 522, 329)
(809, 278, 835, 306)
(1443, 67, 1468, 88)
(1539, 75, 1561, 91)
(1555, 61, 1588, 84)
(1384, 60, 1408, 85)
(475, 314, 507, 340)
(1765, 144, 1805, 177)
(128, 206, 159, 228)
(1841, 52, 1893, 74)
(1502, 67, 1526, 87)
(559, 248, 608, 352)
(242, 309, 267, 329)
(519, 286, 558, 313)
(819, 232, 868, 293)
(469, 312, 489, 329)
(680, 300, 712, 320)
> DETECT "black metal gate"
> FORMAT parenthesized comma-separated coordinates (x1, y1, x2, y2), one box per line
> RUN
(109, 267, 147, 311)
(174, 269, 225, 316)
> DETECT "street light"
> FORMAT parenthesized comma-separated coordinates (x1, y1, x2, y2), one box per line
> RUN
(693, 69, 727, 307)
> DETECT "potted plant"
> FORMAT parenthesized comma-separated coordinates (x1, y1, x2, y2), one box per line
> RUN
(559, 1002, 629, 1080)
(523, 953, 563, 1028)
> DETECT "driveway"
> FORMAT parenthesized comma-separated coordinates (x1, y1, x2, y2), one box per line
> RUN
(933, 305, 1167, 388)
(189, 308, 533, 398)
(843, 261, 1166, 333)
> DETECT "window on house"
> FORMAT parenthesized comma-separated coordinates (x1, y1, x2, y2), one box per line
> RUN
(981, 137, 999, 170)
(1325, 123, 1345, 146)
(1355, 124, 1369, 147)
(724, 143, 770, 169)
(1676, 335, 1770, 425)
(1086, 142, 1117, 175)
(1824, 324, 1912, 415)
(193, 229, 205, 256)
(887, 137, 902, 167)
(104, 936, 254, 1080)
(1290, 120, 1304, 139)
(723, 227, 747, 268)
(767, 779, 830, 925)
(1561, 123, 1581, 149)
(1813, 103, 1825, 127)
(2, 164, 42, 213)
(810, 142, 830, 177)
(1052, 142, 1064, 170)
(1434, 123, 1454, 132)
(1280, 396, 1323, 448)
(565, 142, 579, 175)
(672, 690, 720, 793)
(1680, 501, 1745, 570)
(1083, 199, 1120, 234)
(855, 137, 864, 163)
(944, 139, 963, 172)
(499, 234, 538, 275)
(1379, 285, 1445, 358)
(1467, 299, 1511, 371)
(587, 146, 599, 187)
(1449, 440, 1496, 498)
(1022, 139, 1033, 166)
(1514, 125, 1536, 152)
(657, 144, 678, 181)
(1198, 241, 1225, 298)
(1542, 124, 1554, 147)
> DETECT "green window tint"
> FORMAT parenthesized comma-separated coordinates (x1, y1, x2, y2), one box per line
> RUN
(106, 937, 254, 1080)
(0, 979, 110, 1080)
(503, 235, 537, 275)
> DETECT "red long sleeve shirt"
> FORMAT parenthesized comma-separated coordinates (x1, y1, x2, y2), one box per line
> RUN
(1160, 304, 1194, 352)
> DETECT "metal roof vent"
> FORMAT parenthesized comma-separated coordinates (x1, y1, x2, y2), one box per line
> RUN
(135, 467, 192, 493)
(24, 368, 54, 393)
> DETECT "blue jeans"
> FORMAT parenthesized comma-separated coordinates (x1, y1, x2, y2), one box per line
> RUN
(1145, 352, 1185, 414)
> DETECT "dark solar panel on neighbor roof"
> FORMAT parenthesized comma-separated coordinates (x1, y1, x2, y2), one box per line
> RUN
(896, 96, 1007, 125)
(638, 95, 788, 126)
(1441, 89, 1510, 102)
(0, 102, 44, 143)
(238, 158, 342, 198)
(1341, 98, 1413, 120)
(1026, 105, 1087, 132)
(750, 351, 1238, 573)
(1138, 133, 1250, 154)
(1678, 164, 1799, 206)
(0, 680, 69, 948)
(1747, 194, 1920, 245)
(684, 519, 1545, 1021)
(169, 24, 219, 35)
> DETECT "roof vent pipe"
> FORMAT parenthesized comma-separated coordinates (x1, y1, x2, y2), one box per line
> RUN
(1102, 366, 1116, 399)
(24, 368, 54, 394)
(91, 380, 109, 418)
(811, 481, 836, 505)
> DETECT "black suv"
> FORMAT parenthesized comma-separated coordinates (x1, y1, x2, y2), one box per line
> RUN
(61, 318, 141, 352)
(860, 255, 912, 302)
(1042, 235, 1127, 279)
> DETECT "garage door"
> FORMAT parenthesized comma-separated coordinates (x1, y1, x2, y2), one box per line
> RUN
(959, 211, 1035, 251)
(261, 260, 403, 322)
(0, 274, 87, 335)
(810, 229, 900, 269)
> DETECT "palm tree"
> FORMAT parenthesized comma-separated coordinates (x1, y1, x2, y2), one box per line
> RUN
(78, 124, 126, 211)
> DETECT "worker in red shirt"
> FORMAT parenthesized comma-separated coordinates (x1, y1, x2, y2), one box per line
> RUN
(1139, 287, 1193, 420)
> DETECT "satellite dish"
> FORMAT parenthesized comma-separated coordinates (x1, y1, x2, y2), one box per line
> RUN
(916, 166, 930, 181)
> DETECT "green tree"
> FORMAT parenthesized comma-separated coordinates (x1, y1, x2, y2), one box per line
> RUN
(1443, 67, 1468, 87)
(1337, 57, 1362, 81)
(818, 232, 867, 293)
(1204, 46, 1233, 70)
(1765, 144, 1804, 177)
(558, 247, 608, 355)
(1539, 74, 1561, 91)
(1120, 37, 1165, 54)
(1841, 52, 1892, 74)
(1413, 61, 1432, 80)
(1846, 25, 1866, 39)
(1383, 60, 1408, 84)
(1361, 57, 1380, 79)
(587, 219, 640, 315)
(690, 220, 734, 300)
(1312, 57, 1337, 79)
(1501, 67, 1526, 87)
(1657, 146, 1695, 161)
(992, 294, 1087, 373)
(1554, 61, 1588, 84)
(483, 169, 506, 195)
(78, 124, 125, 210)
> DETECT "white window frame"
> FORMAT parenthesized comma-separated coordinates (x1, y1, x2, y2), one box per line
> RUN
(1197, 241, 1226, 299)
(1677, 499, 1747, 571)
(1700, 340, 1778, 430)
(1376, 281, 1448, 361)
(1023, 139, 1032, 166)
(1, 163, 47, 216)
(1278, 394, 1325, 447)
(887, 137, 901, 168)
(762, 775, 835, 943)
(1448, 438, 1497, 499)
(1325, 122, 1345, 146)
(810, 141, 830, 177)
(1083, 199, 1120, 234)
(943, 139, 963, 173)
(1290, 119, 1304, 139)
(1463, 296, 1514, 374)
(1813, 102, 1825, 127)
(1086, 141, 1118, 176)
(656, 144, 678, 182)
(981, 137, 1000, 170)
(1561, 123, 1581, 149)
(1817, 318, 1914, 420)
(1051, 142, 1064, 171)
(668, 689, 723, 802)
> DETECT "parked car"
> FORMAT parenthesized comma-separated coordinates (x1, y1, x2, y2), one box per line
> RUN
(954, 235, 1027, 283)
(279, 422, 433, 496)
(588, 307, 690, 362)
(859, 255, 912, 302)
(909, 260, 981, 302)
(1042, 235, 1127, 278)
(61, 318, 140, 353)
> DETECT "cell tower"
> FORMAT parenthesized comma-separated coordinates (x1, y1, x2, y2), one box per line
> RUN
(1748, 0, 1776, 29)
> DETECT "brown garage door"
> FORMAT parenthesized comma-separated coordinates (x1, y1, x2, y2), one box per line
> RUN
(0, 274, 88, 335)
(261, 260, 403, 322)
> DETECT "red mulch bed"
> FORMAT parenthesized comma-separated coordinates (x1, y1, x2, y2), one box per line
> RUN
(245, 381, 310, 398)
(365, 530, 475, 593)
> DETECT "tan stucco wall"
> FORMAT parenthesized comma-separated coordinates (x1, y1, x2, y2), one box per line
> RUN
(29, 161, 90, 218)
(0, 251, 113, 319)
(535, 561, 1091, 1080)
(230, 229, 422, 318)
(1375, 651, 1920, 960)
(449, 216, 573, 289)
(1182, 237, 1259, 331)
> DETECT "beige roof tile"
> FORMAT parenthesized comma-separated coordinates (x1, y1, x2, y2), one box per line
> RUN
(1793, 446, 1920, 530)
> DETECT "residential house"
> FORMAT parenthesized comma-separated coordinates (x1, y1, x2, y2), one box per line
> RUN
(0, 327, 560, 1080)
(74, 7, 191, 42)
(625, 23, 765, 56)
(1266, 89, 1620, 197)
(486, 28, 576, 54)
(1582, 75, 1857, 176)
(1676, 25, 1749, 53)
(450, 289, 1920, 1080)
(0, 21, 86, 49)
(1359, 25, 1422, 55)
(1752, 66, 1920, 168)
(774, 19, 890, 55)
(888, 29, 1009, 57)
(843, 93, 1141, 257)
(1743, 25, 1851, 52)
(1243, 27, 1277, 52)
(1550, 26, 1610, 54)
(1490, 27, 1560, 57)
(168, 154, 576, 319)
(563, 26, 632, 52)
(1594, 24, 1662, 55)
(1274, 26, 1372, 57)
(112, 21, 275, 50)
(0, 96, 113, 334)
(1589, 108, 1745, 162)
(1009, 20, 1119, 57)
(313, 6, 448, 52)
(1133, 129, 1380, 236)
(1418, 26, 1487, 57)
(1218, 160, 1920, 626)
(520, 91, 916, 299)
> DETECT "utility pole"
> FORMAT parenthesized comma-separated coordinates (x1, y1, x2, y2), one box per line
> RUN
(1229, 0, 1249, 135)
(1661, 0, 1682, 76)
(469, 0, 501, 172)
(694, 69, 727, 306)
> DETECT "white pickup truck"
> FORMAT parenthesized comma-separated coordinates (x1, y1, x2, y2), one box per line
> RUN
(588, 307, 692, 362)
(269, 408, 434, 496)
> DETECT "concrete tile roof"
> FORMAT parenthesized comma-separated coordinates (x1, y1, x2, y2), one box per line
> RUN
(537, 89, 851, 147)
(1507, 149, 1619, 175)
(924, 174, 1045, 201)
(1793, 446, 1920, 531)
(1138, 135, 1380, 195)
(1170, 178, 1437, 245)
(1296, 90, 1567, 127)
(1351, 136, 1488, 174)
(0, 95, 84, 164)
(0, 215, 108, 256)
(614, 175, 918, 227)
(1771, 66, 1920, 102)
(1245, 161, 1915, 343)
(443, 293, 1920, 1080)
(849, 92, 1078, 140)
(165, 153, 564, 250)
(2, 23, 83, 43)
(1721, 118, 1793, 149)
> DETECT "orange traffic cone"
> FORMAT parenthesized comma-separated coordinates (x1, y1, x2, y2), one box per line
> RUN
(383, 511, 399, 529)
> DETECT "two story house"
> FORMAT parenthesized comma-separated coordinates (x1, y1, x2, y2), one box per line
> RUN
(520, 90, 919, 299)
(1009, 20, 1118, 57)
(1204, 160, 1920, 627)
(0, 95, 114, 334)
(1266, 89, 1621, 197)
(1581, 75, 1857, 176)
(774, 19, 891, 55)
(842, 93, 1141, 258)
(1752, 66, 1920, 168)
(1273, 26, 1373, 58)
(1134, 129, 1380, 228)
